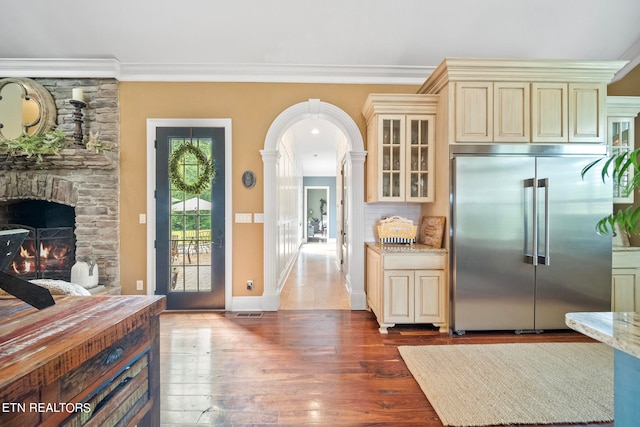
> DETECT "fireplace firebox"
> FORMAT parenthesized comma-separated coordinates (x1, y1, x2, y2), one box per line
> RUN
(2, 225, 75, 281)
(0, 200, 76, 282)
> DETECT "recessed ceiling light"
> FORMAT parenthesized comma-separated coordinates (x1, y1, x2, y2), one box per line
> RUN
(311, 128, 320, 135)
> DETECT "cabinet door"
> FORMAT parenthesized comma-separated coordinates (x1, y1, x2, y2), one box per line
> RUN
(612, 269, 640, 312)
(494, 82, 530, 142)
(366, 248, 381, 315)
(532, 83, 568, 142)
(383, 270, 413, 323)
(609, 117, 635, 203)
(569, 83, 605, 143)
(378, 115, 405, 201)
(456, 82, 493, 142)
(405, 115, 435, 202)
(414, 269, 445, 323)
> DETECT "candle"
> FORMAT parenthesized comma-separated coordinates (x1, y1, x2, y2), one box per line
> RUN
(72, 88, 84, 102)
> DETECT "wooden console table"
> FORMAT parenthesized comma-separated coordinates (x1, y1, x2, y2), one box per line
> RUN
(0, 295, 165, 426)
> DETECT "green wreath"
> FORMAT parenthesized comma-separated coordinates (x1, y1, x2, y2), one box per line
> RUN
(168, 142, 215, 194)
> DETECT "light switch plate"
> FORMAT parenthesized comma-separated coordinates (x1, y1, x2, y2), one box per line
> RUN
(254, 213, 264, 223)
(235, 213, 252, 223)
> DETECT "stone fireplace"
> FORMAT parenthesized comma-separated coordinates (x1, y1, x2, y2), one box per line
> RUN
(0, 78, 120, 293)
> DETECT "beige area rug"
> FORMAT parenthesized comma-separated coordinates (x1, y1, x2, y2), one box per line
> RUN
(399, 342, 613, 426)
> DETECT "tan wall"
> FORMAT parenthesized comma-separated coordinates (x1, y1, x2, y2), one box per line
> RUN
(119, 82, 419, 295)
(608, 64, 640, 96)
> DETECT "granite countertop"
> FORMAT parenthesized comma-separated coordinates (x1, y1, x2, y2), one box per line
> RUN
(366, 242, 447, 254)
(613, 246, 640, 252)
(566, 312, 640, 359)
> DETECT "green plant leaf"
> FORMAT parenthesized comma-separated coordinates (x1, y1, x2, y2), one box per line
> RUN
(582, 148, 640, 236)
(0, 129, 67, 162)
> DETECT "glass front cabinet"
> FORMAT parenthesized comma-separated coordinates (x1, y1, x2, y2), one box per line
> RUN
(377, 115, 434, 202)
(609, 117, 634, 203)
(606, 97, 640, 204)
(363, 94, 437, 203)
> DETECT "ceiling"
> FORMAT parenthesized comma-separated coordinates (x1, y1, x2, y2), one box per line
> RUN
(3, 0, 640, 176)
(287, 119, 344, 176)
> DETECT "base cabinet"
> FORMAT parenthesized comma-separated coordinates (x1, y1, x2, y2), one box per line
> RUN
(367, 245, 447, 333)
(612, 249, 640, 312)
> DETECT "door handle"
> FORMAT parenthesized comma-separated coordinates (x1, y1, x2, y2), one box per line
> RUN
(524, 178, 537, 265)
(537, 178, 550, 266)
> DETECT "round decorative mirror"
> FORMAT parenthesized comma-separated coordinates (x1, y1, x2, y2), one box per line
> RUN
(0, 77, 57, 141)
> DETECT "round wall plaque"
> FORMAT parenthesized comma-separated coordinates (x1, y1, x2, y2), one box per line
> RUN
(242, 170, 256, 189)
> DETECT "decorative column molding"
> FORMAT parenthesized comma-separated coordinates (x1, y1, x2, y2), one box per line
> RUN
(260, 149, 281, 311)
(261, 98, 366, 312)
(347, 150, 368, 310)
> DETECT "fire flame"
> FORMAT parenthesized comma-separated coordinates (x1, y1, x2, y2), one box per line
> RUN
(13, 260, 32, 273)
(11, 241, 71, 276)
(20, 245, 30, 258)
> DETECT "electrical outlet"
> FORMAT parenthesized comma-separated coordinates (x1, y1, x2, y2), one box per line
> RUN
(235, 213, 252, 223)
(139, 213, 146, 224)
(136, 280, 144, 290)
(247, 280, 254, 291)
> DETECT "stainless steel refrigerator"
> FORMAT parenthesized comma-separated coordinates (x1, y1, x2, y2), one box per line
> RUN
(451, 145, 612, 334)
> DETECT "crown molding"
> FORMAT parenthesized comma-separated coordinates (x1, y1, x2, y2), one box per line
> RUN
(606, 96, 640, 117)
(612, 37, 640, 83)
(419, 57, 629, 94)
(0, 59, 121, 79)
(119, 62, 433, 84)
(361, 93, 440, 121)
(0, 58, 433, 85)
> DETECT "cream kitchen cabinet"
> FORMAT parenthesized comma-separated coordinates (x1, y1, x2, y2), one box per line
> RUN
(606, 97, 640, 203)
(455, 80, 605, 144)
(456, 81, 531, 143)
(531, 83, 568, 142)
(612, 247, 640, 312)
(366, 243, 447, 333)
(568, 83, 606, 143)
(362, 94, 438, 203)
(532, 82, 606, 143)
(418, 59, 623, 147)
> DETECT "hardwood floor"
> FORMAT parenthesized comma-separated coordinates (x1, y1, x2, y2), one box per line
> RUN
(160, 311, 611, 426)
(160, 242, 611, 426)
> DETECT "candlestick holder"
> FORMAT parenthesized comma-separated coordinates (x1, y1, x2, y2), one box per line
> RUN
(69, 99, 87, 146)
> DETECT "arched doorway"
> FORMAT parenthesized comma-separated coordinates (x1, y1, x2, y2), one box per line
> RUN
(261, 99, 366, 310)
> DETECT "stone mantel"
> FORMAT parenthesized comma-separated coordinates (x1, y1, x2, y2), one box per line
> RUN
(0, 147, 117, 171)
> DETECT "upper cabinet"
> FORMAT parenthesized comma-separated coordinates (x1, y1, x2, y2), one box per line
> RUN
(533, 82, 606, 143)
(419, 58, 625, 145)
(362, 94, 438, 203)
(606, 97, 640, 204)
(456, 81, 531, 142)
(531, 83, 568, 142)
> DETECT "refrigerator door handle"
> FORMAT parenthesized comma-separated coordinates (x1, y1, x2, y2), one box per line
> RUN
(524, 178, 537, 265)
(537, 178, 550, 266)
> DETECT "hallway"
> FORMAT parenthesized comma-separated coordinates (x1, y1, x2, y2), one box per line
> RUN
(279, 242, 351, 310)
